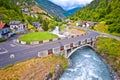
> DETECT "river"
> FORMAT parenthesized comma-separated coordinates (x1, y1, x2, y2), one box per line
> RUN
(60, 46, 112, 80)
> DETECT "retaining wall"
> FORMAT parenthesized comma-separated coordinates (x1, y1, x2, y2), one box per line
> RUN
(16, 33, 91, 46)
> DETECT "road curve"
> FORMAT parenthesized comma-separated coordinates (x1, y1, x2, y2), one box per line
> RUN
(90, 30, 120, 41)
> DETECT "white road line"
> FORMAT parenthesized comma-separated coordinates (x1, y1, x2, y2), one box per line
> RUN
(0, 48, 8, 54)
(10, 44, 16, 47)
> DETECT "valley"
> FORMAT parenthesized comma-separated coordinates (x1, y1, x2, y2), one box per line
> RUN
(0, 0, 120, 80)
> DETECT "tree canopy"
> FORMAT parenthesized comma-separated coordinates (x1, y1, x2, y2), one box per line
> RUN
(70, 0, 120, 33)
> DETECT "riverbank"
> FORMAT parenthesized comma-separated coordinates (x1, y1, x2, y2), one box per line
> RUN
(0, 54, 68, 80)
(60, 46, 112, 80)
(96, 37, 120, 79)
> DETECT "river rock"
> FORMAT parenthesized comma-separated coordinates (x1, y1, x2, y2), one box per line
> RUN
(52, 65, 63, 80)
(68, 59, 73, 67)
(44, 72, 52, 80)
(44, 65, 64, 80)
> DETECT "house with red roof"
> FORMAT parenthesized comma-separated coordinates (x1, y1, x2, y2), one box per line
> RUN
(0, 22, 11, 39)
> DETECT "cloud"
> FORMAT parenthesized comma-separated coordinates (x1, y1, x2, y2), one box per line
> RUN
(49, 0, 93, 10)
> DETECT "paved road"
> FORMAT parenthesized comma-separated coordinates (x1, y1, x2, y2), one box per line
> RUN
(89, 30, 120, 41)
(100, 32, 120, 41)
(0, 31, 99, 68)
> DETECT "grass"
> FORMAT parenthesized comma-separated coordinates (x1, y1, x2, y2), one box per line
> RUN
(60, 26, 66, 31)
(94, 21, 109, 33)
(93, 21, 120, 37)
(0, 38, 6, 42)
(96, 37, 120, 56)
(76, 28, 87, 33)
(19, 32, 58, 43)
(111, 32, 120, 37)
(28, 23, 37, 31)
(96, 37, 120, 76)
(0, 54, 68, 80)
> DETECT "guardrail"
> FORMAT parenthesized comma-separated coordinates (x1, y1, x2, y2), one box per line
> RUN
(16, 33, 88, 45)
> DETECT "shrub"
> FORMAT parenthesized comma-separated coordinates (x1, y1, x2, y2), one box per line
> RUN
(0, 38, 6, 42)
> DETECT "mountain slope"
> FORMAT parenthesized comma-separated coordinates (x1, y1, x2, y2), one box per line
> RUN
(0, 0, 23, 23)
(67, 7, 82, 16)
(0, 0, 53, 23)
(34, 0, 67, 19)
(70, 0, 120, 34)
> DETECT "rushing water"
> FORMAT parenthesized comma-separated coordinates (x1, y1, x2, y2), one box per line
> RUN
(51, 26, 66, 38)
(60, 46, 112, 80)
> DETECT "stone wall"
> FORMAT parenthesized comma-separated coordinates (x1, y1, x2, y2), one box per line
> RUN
(20, 41, 26, 45)
(38, 51, 48, 57)
(16, 33, 90, 45)
(43, 40, 49, 43)
(30, 41, 39, 45)
(16, 38, 58, 45)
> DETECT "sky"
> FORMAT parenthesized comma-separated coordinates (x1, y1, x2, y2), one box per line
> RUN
(49, 0, 93, 10)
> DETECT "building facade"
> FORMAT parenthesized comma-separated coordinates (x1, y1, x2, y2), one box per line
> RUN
(10, 21, 28, 33)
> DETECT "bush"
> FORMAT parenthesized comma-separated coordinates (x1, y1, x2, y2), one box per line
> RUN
(0, 38, 6, 42)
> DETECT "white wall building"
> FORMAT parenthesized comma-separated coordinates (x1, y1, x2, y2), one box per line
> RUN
(10, 21, 28, 33)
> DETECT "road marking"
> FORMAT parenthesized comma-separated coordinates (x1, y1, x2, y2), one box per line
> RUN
(0, 48, 8, 54)
(10, 44, 16, 47)
(10, 54, 15, 59)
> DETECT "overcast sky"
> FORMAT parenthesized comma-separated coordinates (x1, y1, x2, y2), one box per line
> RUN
(49, 0, 93, 10)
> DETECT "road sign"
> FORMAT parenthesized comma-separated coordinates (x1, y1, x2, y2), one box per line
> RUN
(10, 54, 15, 59)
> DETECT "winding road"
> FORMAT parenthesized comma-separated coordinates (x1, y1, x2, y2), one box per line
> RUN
(99, 32, 120, 41)
(89, 30, 120, 41)
(0, 31, 99, 68)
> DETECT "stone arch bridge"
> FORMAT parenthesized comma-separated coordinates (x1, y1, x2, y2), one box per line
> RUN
(0, 30, 99, 68)
(38, 37, 96, 58)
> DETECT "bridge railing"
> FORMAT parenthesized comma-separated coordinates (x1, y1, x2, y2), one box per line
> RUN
(35, 36, 97, 58)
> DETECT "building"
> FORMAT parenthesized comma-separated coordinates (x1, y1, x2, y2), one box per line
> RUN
(21, 8, 30, 15)
(67, 20, 73, 25)
(22, 8, 29, 13)
(0, 23, 11, 39)
(76, 21, 97, 28)
(87, 21, 98, 27)
(10, 21, 28, 33)
(32, 22, 42, 31)
(76, 22, 83, 27)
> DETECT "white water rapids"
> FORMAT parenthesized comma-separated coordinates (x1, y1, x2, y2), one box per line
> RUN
(60, 46, 112, 80)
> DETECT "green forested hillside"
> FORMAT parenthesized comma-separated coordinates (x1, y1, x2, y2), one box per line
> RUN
(0, 0, 59, 31)
(70, 0, 120, 34)
(0, 0, 43, 23)
(0, 0, 23, 23)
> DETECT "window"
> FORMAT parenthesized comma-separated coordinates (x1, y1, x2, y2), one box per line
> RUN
(6, 29, 8, 32)
(2, 30, 4, 34)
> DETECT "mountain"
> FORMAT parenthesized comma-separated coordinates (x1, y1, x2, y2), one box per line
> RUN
(0, 0, 65, 31)
(70, 0, 120, 34)
(34, 0, 67, 19)
(0, 0, 54, 23)
(67, 7, 82, 16)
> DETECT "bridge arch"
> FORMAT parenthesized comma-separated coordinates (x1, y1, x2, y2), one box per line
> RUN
(66, 44, 94, 58)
